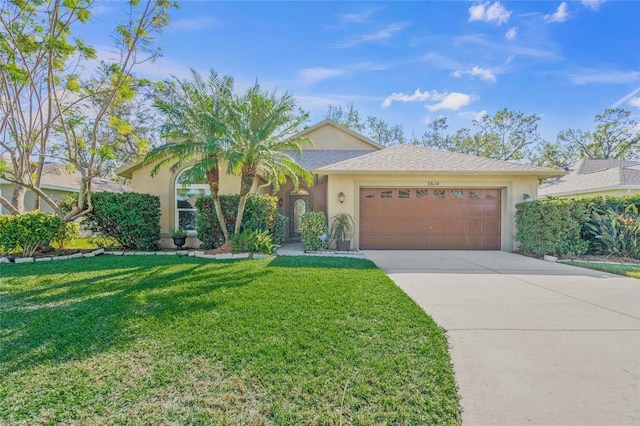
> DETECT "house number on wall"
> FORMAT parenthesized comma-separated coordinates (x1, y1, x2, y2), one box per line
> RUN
(426, 181, 440, 186)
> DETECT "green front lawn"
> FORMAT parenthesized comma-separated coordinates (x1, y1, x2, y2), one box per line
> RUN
(566, 261, 640, 279)
(0, 256, 460, 424)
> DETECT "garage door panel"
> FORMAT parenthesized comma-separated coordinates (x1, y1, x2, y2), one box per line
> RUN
(360, 187, 501, 250)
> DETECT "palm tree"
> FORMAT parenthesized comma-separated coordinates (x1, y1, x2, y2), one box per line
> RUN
(226, 82, 313, 234)
(144, 69, 234, 243)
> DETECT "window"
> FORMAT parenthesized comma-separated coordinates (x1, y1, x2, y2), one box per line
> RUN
(398, 190, 410, 199)
(451, 190, 463, 199)
(469, 191, 481, 199)
(176, 169, 211, 232)
(434, 190, 445, 199)
(381, 190, 393, 199)
(365, 193, 375, 199)
(416, 189, 428, 198)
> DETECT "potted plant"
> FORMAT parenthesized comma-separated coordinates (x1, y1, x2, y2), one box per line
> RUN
(330, 213, 355, 251)
(170, 228, 188, 250)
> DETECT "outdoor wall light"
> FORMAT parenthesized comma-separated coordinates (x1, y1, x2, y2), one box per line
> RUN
(522, 193, 532, 201)
(278, 198, 283, 207)
(338, 192, 345, 203)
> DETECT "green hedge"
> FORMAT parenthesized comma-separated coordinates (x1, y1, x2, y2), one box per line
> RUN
(83, 192, 161, 251)
(196, 193, 287, 249)
(0, 212, 64, 257)
(516, 195, 640, 258)
(300, 211, 329, 251)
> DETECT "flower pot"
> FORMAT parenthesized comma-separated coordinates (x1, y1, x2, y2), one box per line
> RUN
(172, 236, 187, 250)
(336, 239, 351, 251)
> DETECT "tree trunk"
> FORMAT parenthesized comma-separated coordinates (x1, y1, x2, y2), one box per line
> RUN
(11, 184, 26, 214)
(234, 170, 255, 234)
(206, 163, 229, 243)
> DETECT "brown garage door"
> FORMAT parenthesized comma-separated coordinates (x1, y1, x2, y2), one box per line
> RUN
(359, 188, 501, 250)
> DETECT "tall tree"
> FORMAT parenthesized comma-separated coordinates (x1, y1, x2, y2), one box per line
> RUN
(326, 103, 405, 145)
(539, 108, 640, 167)
(419, 109, 543, 162)
(0, 0, 175, 219)
(227, 83, 313, 234)
(0, 0, 94, 214)
(145, 70, 235, 243)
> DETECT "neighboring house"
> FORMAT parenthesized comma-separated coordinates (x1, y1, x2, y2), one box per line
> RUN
(539, 158, 640, 199)
(117, 119, 561, 251)
(0, 162, 132, 214)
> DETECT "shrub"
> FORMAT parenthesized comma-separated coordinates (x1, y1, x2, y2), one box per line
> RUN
(51, 221, 80, 249)
(586, 204, 640, 259)
(0, 212, 63, 257)
(230, 229, 277, 256)
(300, 211, 329, 251)
(196, 193, 285, 249)
(515, 199, 589, 256)
(84, 192, 161, 250)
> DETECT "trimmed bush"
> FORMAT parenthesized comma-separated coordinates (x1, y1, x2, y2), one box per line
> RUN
(84, 192, 161, 250)
(300, 211, 329, 251)
(0, 212, 63, 257)
(516, 199, 589, 256)
(196, 193, 286, 249)
(51, 221, 80, 249)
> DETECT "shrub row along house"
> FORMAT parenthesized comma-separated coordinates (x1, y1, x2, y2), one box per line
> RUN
(117, 119, 561, 251)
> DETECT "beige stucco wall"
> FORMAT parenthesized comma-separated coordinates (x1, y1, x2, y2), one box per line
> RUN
(303, 125, 379, 151)
(325, 173, 540, 252)
(128, 160, 242, 248)
(0, 183, 69, 214)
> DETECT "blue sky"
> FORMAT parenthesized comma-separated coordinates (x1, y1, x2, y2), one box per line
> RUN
(88, 1, 639, 142)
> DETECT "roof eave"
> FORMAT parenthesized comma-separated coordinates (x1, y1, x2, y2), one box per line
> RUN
(313, 169, 565, 179)
(115, 159, 145, 179)
(540, 184, 640, 198)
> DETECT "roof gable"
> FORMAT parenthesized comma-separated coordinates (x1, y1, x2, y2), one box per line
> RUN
(539, 158, 640, 196)
(315, 144, 562, 177)
(295, 119, 384, 151)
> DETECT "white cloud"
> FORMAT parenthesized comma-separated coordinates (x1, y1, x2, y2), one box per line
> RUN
(452, 66, 497, 82)
(611, 86, 640, 108)
(569, 69, 640, 85)
(545, 2, 569, 23)
(581, 0, 606, 11)
(299, 67, 346, 84)
(468, 2, 511, 25)
(460, 110, 489, 121)
(333, 22, 410, 48)
(339, 8, 379, 23)
(505, 26, 517, 40)
(630, 97, 640, 108)
(382, 88, 433, 107)
(170, 16, 221, 31)
(427, 93, 471, 111)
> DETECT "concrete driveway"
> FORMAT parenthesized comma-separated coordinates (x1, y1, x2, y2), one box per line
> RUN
(362, 250, 640, 426)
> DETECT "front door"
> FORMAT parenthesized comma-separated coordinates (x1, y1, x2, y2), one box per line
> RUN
(289, 194, 309, 240)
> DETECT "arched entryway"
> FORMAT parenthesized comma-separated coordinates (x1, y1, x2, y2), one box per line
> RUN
(289, 188, 310, 241)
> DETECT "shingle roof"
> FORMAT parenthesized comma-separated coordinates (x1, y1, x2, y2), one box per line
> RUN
(314, 144, 561, 176)
(539, 158, 640, 197)
(281, 150, 374, 170)
(40, 163, 132, 193)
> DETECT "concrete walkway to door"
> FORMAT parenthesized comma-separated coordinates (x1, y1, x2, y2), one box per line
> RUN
(362, 250, 640, 425)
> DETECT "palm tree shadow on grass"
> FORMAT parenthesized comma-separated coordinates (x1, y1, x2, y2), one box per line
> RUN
(267, 255, 377, 270)
(0, 257, 262, 374)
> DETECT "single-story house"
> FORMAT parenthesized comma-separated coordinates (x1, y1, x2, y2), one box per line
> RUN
(538, 158, 640, 199)
(0, 162, 132, 214)
(117, 119, 562, 251)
